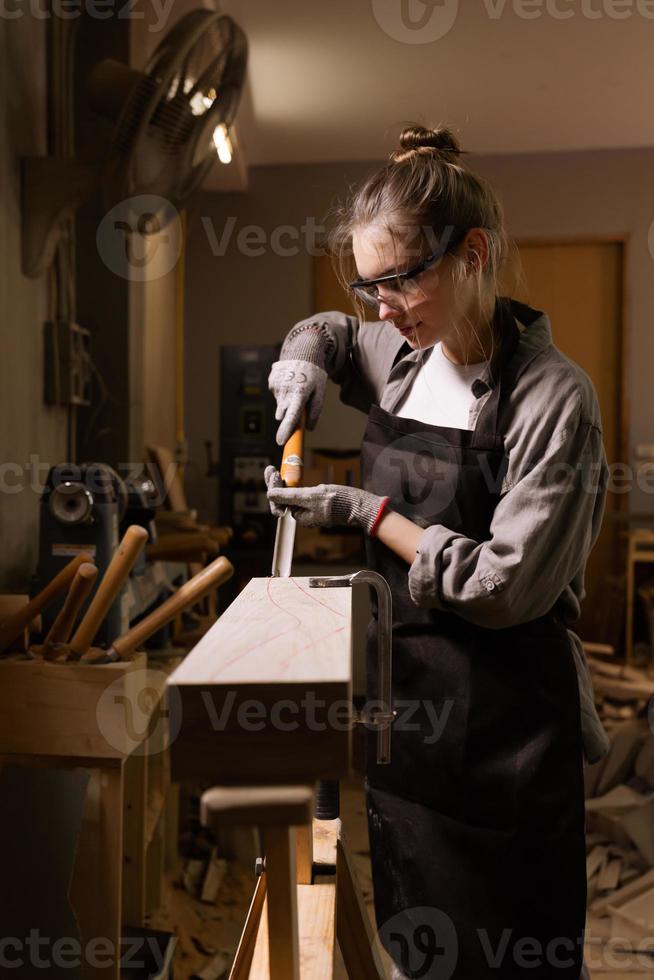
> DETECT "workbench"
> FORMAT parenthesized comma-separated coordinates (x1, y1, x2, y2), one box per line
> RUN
(0, 654, 177, 980)
(168, 574, 389, 978)
(169, 575, 354, 786)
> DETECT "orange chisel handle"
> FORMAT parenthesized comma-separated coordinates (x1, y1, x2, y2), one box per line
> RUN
(0, 551, 95, 654)
(42, 562, 99, 660)
(68, 525, 148, 659)
(280, 411, 305, 488)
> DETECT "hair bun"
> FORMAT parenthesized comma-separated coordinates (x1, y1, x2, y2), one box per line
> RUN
(392, 125, 464, 163)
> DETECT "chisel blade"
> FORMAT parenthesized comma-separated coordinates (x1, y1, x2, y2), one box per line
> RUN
(271, 508, 296, 578)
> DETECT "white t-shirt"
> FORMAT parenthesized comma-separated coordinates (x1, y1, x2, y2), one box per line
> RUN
(395, 342, 489, 430)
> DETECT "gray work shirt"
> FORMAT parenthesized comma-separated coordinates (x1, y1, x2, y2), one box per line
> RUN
(290, 306, 611, 764)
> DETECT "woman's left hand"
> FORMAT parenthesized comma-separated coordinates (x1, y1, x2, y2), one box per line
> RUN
(264, 466, 387, 533)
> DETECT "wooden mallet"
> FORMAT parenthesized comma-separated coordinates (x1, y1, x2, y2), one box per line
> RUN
(0, 551, 95, 654)
(40, 563, 99, 661)
(84, 554, 234, 664)
(66, 525, 148, 662)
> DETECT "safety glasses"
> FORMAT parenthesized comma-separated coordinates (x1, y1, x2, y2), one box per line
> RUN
(348, 232, 465, 312)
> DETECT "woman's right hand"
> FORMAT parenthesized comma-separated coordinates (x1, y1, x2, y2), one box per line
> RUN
(268, 359, 327, 446)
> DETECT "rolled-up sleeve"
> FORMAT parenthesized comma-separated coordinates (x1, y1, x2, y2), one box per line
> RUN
(407, 407, 609, 629)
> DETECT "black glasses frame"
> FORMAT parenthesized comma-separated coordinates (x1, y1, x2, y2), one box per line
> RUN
(347, 230, 466, 293)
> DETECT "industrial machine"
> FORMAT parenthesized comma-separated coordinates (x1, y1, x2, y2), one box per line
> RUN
(217, 345, 281, 588)
(35, 463, 170, 645)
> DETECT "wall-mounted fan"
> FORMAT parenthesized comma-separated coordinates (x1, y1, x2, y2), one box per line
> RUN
(22, 10, 248, 277)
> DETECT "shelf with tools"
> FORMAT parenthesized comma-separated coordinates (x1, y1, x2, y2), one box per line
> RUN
(0, 528, 235, 980)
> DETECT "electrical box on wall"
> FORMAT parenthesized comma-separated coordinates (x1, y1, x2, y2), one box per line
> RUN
(44, 319, 92, 406)
(219, 345, 280, 551)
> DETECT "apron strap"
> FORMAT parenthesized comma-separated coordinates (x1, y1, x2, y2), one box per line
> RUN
(470, 297, 541, 449)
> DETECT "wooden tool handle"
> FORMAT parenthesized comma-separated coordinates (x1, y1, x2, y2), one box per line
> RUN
(68, 525, 148, 659)
(145, 533, 220, 562)
(0, 551, 95, 654)
(280, 412, 305, 489)
(42, 563, 98, 659)
(110, 555, 234, 660)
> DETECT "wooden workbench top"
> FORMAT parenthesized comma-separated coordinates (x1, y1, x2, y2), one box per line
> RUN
(170, 576, 352, 687)
(168, 577, 354, 785)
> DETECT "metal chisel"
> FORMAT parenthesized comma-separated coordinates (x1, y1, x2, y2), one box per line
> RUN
(271, 417, 305, 578)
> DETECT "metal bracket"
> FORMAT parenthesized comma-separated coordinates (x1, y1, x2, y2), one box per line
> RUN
(309, 570, 394, 765)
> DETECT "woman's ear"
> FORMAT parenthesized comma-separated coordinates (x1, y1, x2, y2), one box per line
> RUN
(463, 228, 489, 273)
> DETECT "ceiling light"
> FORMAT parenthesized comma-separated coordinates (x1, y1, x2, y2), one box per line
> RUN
(213, 123, 233, 164)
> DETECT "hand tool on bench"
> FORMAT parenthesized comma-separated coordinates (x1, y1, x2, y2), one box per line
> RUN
(65, 525, 148, 662)
(40, 562, 99, 661)
(87, 554, 234, 664)
(0, 551, 95, 654)
(271, 414, 305, 578)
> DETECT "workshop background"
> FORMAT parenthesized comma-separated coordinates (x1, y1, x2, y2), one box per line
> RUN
(3, 0, 654, 977)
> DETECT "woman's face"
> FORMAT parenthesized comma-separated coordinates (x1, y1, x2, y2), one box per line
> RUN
(351, 224, 461, 350)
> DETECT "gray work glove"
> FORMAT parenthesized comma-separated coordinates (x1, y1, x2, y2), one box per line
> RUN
(265, 466, 388, 534)
(268, 321, 332, 445)
(268, 360, 327, 446)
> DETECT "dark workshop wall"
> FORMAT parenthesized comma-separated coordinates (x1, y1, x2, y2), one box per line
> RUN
(184, 149, 654, 525)
(183, 161, 375, 523)
(0, 16, 68, 590)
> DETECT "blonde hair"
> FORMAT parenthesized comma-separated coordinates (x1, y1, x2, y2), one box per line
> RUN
(329, 124, 517, 360)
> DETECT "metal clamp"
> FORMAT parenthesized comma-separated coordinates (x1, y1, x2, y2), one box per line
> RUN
(309, 570, 394, 765)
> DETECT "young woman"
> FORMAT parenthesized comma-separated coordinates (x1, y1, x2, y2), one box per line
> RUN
(265, 125, 608, 979)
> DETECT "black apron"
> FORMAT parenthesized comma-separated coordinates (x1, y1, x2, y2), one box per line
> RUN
(361, 298, 586, 979)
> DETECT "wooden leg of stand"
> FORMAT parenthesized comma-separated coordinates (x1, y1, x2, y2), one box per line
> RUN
(229, 871, 267, 980)
(337, 835, 385, 980)
(262, 826, 300, 980)
(296, 822, 314, 884)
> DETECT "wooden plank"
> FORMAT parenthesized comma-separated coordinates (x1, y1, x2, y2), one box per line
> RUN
(336, 835, 385, 980)
(262, 826, 300, 979)
(169, 577, 352, 784)
(296, 823, 314, 885)
(122, 751, 148, 927)
(249, 885, 336, 979)
(598, 857, 622, 892)
(230, 870, 267, 980)
(313, 818, 339, 868)
(145, 810, 165, 916)
(0, 653, 152, 758)
(591, 867, 654, 915)
(71, 766, 124, 980)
